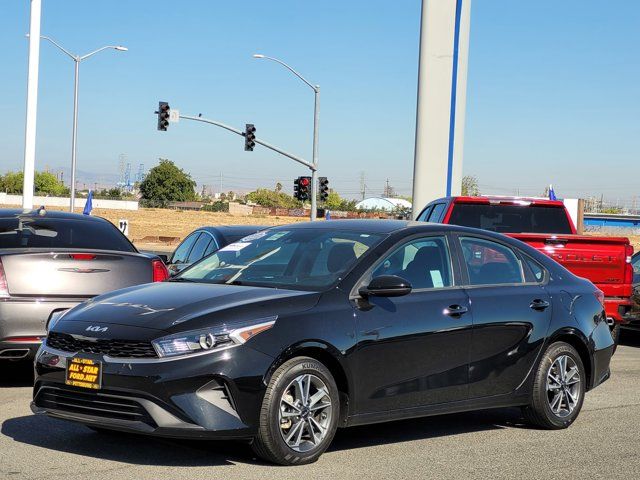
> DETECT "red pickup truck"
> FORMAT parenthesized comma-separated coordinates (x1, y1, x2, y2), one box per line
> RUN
(417, 196, 635, 343)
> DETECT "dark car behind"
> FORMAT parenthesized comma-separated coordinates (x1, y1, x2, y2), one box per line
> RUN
(0, 208, 169, 361)
(166, 225, 267, 276)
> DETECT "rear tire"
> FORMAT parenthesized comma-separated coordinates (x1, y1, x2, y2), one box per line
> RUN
(522, 342, 586, 429)
(252, 357, 339, 465)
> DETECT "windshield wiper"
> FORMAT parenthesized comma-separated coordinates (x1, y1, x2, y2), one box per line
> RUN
(169, 277, 195, 283)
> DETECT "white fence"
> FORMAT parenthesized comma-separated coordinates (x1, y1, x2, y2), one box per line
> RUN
(0, 193, 139, 211)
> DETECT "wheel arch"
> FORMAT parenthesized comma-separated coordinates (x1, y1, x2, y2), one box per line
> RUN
(265, 341, 352, 426)
(547, 327, 595, 391)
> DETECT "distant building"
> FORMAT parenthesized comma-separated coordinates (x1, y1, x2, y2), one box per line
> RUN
(355, 197, 412, 211)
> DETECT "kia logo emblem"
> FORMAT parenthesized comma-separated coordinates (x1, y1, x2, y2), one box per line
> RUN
(86, 325, 108, 333)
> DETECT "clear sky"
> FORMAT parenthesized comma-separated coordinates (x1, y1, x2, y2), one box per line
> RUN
(0, 1, 638, 206)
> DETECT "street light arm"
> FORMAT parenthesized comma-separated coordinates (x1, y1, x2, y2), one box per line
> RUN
(37, 35, 77, 60)
(80, 45, 125, 61)
(257, 55, 318, 92)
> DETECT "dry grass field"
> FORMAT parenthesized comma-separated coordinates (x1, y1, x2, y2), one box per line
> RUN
(6, 204, 640, 253)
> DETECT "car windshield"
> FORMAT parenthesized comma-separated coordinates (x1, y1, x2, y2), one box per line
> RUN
(177, 228, 383, 291)
(633, 254, 640, 284)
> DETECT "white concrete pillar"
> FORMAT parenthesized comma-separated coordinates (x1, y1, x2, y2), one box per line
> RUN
(22, 0, 42, 210)
(412, 0, 471, 218)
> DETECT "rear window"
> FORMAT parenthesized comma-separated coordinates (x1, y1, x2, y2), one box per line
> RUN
(448, 204, 573, 234)
(0, 217, 136, 252)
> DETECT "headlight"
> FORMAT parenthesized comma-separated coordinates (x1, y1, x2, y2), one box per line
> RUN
(152, 317, 276, 358)
(47, 309, 69, 333)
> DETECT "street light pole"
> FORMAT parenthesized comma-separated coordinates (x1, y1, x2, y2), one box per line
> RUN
(36, 36, 127, 211)
(253, 54, 320, 220)
(70, 59, 79, 212)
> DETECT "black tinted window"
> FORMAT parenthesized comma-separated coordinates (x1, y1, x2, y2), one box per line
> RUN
(460, 237, 524, 286)
(416, 206, 432, 222)
(525, 257, 545, 283)
(171, 233, 200, 264)
(428, 204, 446, 222)
(187, 233, 212, 263)
(0, 217, 135, 251)
(449, 204, 572, 234)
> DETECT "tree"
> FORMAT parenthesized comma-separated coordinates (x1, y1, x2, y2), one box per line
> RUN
(1, 172, 24, 193)
(246, 188, 301, 208)
(139, 159, 196, 207)
(461, 175, 480, 196)
(1, 170, 68, 196)
(323, 190, 358, 211)
(35, 171, 67, 196)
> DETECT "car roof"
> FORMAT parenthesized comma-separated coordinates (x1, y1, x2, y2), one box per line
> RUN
(428, 196, 565, 207)
(0, 208, 108, 223)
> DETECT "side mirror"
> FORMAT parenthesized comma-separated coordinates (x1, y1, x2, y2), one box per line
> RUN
(359, 275, 412, 298)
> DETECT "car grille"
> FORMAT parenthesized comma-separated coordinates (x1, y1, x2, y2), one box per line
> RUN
(34, 386, 155, 425)
(46, 332, 157, 358)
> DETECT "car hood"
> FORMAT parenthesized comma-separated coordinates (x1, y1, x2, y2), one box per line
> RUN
(58, 281, 321, 333)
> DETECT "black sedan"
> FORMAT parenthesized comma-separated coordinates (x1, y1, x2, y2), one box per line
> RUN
(166, 225, 267, 276)
(625, 252, 640, 329)
(32, 221, 614, 465)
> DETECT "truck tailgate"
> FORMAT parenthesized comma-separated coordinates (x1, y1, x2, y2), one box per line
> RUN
(508, 233, 632, 298)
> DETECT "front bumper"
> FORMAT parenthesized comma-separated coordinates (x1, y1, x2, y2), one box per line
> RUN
(0, 299, 80, 360)
(32, 341, 274, 439)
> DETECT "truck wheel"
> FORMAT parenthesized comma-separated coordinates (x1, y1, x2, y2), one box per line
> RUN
(522, 342, 586, 429)
(252, 357, 339, 465)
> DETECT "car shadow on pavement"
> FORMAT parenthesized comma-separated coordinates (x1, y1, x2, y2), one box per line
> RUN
(620, 329, 640, 348)
(330, 407, 524, 452)
(2, 407, 526, 467)
(2, 414, 255, 467)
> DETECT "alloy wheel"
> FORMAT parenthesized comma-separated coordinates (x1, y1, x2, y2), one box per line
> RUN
(278, 373, 333, 453)
(546, 354, 581, 418)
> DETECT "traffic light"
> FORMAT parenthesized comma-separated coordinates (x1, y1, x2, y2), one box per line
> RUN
(319, 177, 329, 201)
(244, 124, 256, 151)
(157, 102, 170, 131)
(295, 176, 311, 201)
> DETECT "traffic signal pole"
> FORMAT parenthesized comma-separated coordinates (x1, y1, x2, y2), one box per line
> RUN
(179, 114, 315, 171)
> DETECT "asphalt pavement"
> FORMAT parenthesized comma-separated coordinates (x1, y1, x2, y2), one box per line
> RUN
(1, 332, 639, 480)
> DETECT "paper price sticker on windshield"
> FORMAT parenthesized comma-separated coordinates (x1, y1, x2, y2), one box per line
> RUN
(66, 357, 102, 390)
(220, 242, 251, 252)
(242, 231, 268, 242)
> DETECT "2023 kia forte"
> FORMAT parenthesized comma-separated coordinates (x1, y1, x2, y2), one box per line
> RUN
(32, 221, 614, 465)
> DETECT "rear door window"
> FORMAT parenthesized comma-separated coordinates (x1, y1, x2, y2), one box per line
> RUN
(416, 206, 433, 222)
(427, 204, 447, 222)
(187, 233, 213, 263)
(459, 237, 524, 286)
(171, 232, 200, 265)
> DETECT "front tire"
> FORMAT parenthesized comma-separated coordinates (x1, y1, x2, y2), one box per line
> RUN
(252, 356, 339, 465)
(523, 342, 586, 429)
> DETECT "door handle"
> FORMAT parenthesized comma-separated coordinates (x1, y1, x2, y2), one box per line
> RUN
(444, 304, 468, 317)
(530, 299, 550, 311)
